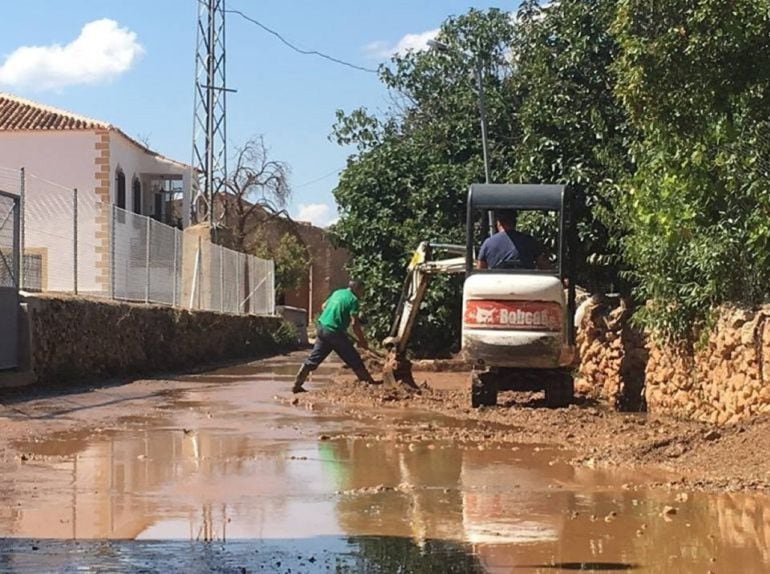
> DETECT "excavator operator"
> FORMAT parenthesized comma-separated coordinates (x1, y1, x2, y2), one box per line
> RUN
(476, 210, 549, 271)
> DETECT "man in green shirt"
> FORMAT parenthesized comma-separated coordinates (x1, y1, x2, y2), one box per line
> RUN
(292, 279, 377, 393)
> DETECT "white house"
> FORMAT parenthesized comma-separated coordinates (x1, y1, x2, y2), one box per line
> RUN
(0, 93, 192, 295)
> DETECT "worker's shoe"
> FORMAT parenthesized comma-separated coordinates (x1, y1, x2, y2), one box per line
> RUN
(292, 364, 312, 393)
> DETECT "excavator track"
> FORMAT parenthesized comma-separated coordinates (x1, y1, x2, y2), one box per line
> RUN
(471, 367, 574, 408)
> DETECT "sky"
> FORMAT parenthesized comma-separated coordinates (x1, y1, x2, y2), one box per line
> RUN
(0, 0, 513, 227)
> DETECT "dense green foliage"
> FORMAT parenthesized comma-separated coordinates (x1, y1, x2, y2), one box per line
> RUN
(512, 0, 633, 290)
(334, 0, 770, 347)
(614, 0, 770, 337)
(332, 9, 518, 354)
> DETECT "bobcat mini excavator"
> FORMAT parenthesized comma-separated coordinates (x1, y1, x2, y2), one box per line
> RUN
(383, 183, 577, 408)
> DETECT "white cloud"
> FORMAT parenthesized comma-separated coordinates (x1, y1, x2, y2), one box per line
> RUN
(365, 28, 439, 59)
(0, 19, 144, 91)
(295, 203, 337, 228)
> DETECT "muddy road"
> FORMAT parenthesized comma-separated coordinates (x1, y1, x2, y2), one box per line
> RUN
(0, 353, 768, 573)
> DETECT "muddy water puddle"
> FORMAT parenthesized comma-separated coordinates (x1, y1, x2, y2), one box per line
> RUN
(0, 359, 769, 572)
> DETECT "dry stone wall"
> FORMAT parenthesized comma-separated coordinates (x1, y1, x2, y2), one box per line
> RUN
(23, 294, 296, 385)
(576, 299, 770, 426)
(646, 306, 770, 426)
(575, 296, 647, 411)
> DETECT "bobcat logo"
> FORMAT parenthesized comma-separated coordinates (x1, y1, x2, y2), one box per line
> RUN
(475, 307, 496, 324)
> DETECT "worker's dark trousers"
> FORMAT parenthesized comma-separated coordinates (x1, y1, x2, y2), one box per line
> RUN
(304, 326, 367, 377)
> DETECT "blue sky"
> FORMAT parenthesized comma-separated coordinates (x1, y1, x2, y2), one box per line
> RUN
(0, 1, 512, 226)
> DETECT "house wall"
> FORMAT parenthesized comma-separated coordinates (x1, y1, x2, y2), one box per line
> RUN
(108, 132, 191, 218)
(0, 130, 103, 293)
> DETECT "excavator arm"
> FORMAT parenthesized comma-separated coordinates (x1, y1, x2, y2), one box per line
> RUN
(381, 241, 466, 387)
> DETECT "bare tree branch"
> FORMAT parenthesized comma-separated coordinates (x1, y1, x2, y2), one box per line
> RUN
(223, 135, 292, 250)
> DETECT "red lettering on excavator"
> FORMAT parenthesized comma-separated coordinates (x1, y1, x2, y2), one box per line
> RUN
(464, 300, 562, 331)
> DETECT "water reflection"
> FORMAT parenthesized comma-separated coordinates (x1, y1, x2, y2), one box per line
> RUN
(0, 376, 767, 572)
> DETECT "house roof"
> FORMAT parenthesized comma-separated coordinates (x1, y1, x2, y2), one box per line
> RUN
(0, 92, 191, 170)
(0, 92, 108, 131)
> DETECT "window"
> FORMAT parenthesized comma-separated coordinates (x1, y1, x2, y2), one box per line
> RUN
(132, 177, 142, 214)
(115, 169, 126, 209)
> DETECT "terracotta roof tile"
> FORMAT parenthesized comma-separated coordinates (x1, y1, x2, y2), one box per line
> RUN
(0, 92, 193, 170)
(0, 92, 108, 131)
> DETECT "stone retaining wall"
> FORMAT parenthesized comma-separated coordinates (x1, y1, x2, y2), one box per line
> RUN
(575, 296, 647, 411)
(576, 299, 770, 425)
(22, 294, 296, 385)
(646, 306, 770, 425)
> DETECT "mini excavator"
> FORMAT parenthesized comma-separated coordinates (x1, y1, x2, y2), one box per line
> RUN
(383, 184, 578, 408)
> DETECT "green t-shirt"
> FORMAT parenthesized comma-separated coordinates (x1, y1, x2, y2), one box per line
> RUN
(317, 288, 359, 333)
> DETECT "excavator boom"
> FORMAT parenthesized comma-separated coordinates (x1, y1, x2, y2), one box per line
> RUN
(382, 241, 466, 387)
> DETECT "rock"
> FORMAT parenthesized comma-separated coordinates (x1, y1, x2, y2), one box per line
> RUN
(661, 505, 678, 517)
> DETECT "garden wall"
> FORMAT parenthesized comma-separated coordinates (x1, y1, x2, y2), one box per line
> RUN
(20, 294, 296, 386)
(576, 299, 770, 426)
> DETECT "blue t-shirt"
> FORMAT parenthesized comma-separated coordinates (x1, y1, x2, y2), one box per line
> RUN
(478, 230, 542, 269)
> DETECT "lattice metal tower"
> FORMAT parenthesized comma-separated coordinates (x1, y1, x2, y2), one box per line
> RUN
(191, 0, 228, 223)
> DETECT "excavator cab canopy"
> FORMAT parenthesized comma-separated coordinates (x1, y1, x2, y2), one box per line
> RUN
(465, 183, 573, 279)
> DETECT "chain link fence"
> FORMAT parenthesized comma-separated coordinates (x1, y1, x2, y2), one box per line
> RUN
(0, 166, 275, 316)
(187, 235, 275, 315)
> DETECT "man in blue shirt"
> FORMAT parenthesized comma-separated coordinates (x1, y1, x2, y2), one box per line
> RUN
(477, 210, 548, 270)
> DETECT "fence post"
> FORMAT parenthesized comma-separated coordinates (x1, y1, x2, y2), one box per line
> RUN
(219, 247, 224, 313)
(197, 235, 202, 309)
(145, 216, 151, 304)
(18, 167, 25, 289)
(73, 188, 78, 295)
(172, 229, 178, 307)
(236, 253, 241, 315)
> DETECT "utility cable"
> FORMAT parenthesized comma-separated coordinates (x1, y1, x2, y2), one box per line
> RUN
(225, 8, 379, 74)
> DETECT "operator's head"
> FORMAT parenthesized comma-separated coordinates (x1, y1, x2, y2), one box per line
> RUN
(495, 209, 518, 231)
(348, 279, 365, 297)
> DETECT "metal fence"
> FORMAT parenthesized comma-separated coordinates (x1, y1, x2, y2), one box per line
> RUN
(0, 166, 275, 316)
(187, 233, 275, 315)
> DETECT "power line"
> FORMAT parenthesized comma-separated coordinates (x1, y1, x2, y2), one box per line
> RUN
(293, 166, 345, 189)
(225, 8, 379, 74)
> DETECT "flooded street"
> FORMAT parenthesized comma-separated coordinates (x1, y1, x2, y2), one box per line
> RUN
(0, 355, 769, 572)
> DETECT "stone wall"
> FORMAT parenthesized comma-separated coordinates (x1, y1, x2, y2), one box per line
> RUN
(646, 306, 770, 425)
(575, 296, 647, 411)
(576, 300, 770, 426)
(22, 294, 296, 385)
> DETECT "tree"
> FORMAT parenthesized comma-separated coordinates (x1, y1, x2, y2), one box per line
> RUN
(613, 0, 770, 337)
(253, 232, 311, 301)
(333, 9, 518, 355)
(512, 0, 633, 292)
(223, 135, 291, 251)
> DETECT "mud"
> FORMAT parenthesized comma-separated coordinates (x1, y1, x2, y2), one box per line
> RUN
(297, 368, 770, 493)
(0, 353, 768, 572)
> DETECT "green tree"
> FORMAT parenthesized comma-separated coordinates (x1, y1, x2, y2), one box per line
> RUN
(613, 0, 770, 337)
(332, 9, 519, 355)
(512, 0, 633, 291)
(254, 232, 310, 302)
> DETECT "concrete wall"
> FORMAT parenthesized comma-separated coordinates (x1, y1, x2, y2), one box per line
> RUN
(287, 222, 350, 321)
(21, 294, 296, 386)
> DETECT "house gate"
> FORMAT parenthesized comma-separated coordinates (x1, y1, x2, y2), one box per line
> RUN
(0, 191, 20, 369)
